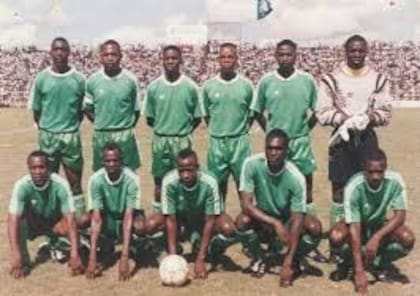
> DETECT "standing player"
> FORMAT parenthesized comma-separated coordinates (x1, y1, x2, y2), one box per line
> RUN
(86, 143, 145, 281)
(202, 42, 253, 201)
(144, 149, 239, 279)
(328, 149, 414, 295)
(84, 39, 141, 172)
(251, 39, 318, 211)
(236, 129, 322, 286)
(28, 37, 86, 218)
(8, 151, 84, 278)
(316, 35, 392, 229)
(142, 45, 202, 211)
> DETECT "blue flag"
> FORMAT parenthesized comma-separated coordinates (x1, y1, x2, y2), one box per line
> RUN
(257, 0, 273, 20)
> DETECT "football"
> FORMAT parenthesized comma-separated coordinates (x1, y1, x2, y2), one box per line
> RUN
(159, 254, 189, 286)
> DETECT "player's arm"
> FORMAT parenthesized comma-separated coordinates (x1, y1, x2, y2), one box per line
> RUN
(165, 215, 177, 254)
(367, 75, 392, 127)
(7, 213, 26, 279)
(86, 209, 102, 279)
(83, 79, 95, 123)
(349, 222, 368, 295)
(119, 208, 134, 281)
(195, 214, 216, 279)
(308, 113, 317, 130)
(64, 212, 84, 276)
(365, 210, 405, 263)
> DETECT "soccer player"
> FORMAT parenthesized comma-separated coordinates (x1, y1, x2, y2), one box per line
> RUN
(8, 151, 84, 278)
(236, 129, 322, 287)
(329, 149, 414, 295)
(142, 45, 202, 211)
(86, 143, 145, 281)
(84, 39, 141, 172)
(202, 42, 253, 201)
(251, 39, 318, 211)
(316, 35, 392, 229)
(28, 37, 86, 217)
(144, 148, 238, 279)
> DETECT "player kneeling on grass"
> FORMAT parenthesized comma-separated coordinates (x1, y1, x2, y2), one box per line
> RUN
(329, 148, 415, 295)
(8, 150, 84, 278)
(235, 129, 322, 287)
(144, 148, 239, 279)
(86, 143, 145, 281)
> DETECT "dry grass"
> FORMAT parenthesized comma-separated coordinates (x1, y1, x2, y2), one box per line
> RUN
(0, 108, 419, 296)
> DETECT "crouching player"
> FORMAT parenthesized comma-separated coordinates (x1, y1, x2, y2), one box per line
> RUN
(236, 129, 322, 287)
(329, 149, 415, 294)
(86, 143, 145, 281)
(8, 151, 84, 278)
(144, 148, 239, 279)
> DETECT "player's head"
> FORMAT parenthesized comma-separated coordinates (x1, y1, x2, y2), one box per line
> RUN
(265, 129, 289, 170)
(363, 148, 387, 190)
(50, 37, 70, 67)
(176, 148, 199, 189)
(100, 39, 122, 72)
(27, 150, 50, 187)
(344, 34, 368, 70)
(102, 142, 122, 178)
(218, 42, 238, 73)
(275, 39, 297, 70)
(162, 45, 182, 75)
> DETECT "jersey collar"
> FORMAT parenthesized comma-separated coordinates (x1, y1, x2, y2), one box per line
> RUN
(340, 62, 371, 77)
(100, 68, 125, 80)
(216, 73, 239, 84)
(181, 172, 200, 191)
(266, 160, 285, 177)
(161, 74, 185, 86)
(105, 170, 124, 186)
(273, 69, 298, 81)
(48, 66, 75, 77)
(365, 180, 384, 194)
(31, 178, 51, 191)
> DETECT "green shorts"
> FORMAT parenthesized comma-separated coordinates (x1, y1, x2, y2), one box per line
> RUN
(207, 134, 251, 185)
(177, 214, 205, 246)
(101, 210, 145, 242)
(151, 134, 191, 178)
(38, 129, 83, 172)
(287, 135, 316, 175)
(93, 129, 141, 171)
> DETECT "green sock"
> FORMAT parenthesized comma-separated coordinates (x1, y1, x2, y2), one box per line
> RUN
(374, 242, 411, 269)
(238, 229, 264, 260)
(208, 233, 238, 260)
(297, 233, 321, 258)
(73, 194, 86, 215)
(329, 202, 344, 228)
(146, 231, 166, 251)
(331, 242, 352, 266)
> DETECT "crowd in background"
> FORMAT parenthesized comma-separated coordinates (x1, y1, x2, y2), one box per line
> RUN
(1, 40, 419, 107)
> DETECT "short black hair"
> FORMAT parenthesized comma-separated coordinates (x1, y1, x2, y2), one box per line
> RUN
(27, 150, 49, 165)
(177, 148, 197, 162)
(162, 45, 182, 57)
(266, 128, 289, 147)
(363, 148, 387, 167)
(51, 36, 69, 47)
(100, 39, 121, 52)
(102, 142, 122, 158)
(344, 34, 367, 50)
(220, 42, 237, 51)
(276, 39, 297, 51)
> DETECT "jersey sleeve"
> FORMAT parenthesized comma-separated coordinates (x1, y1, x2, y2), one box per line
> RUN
(141, 86, 155, 119)
(344, 184, 361, 223)
(192, 83, 204, 119)
(161, 178, 177, 215)
(129, 72, 142, 112)
(87, 176, 103, 211)
(125, 178, 141, 210)
(250, 77, 266, 115)
(8, 180, 27, 215)
(290, 176, 307, 213)
(315, 75, 346, 127)
(239, 158, 255, 194)
(83, 76, 95, 114)
(201, 83, 210, 117)
(205, 180, 223, 215)
(57, 183, 76, 215)
(369, 74, 392, 127)
(389, 175, 408, 211)
(28, 74, 42, 112)
(308, 76, 318, 111)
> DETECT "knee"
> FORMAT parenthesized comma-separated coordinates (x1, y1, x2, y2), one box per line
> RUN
(76, 213, 91, 229)
(144, 215, 164, 234)
(329, 227, 348, 248)
(235, 213, 252, 231)
(219, 221, 236, 237)
(305, 219, 322, 237)
(133, 218, 145, 236)
(400, 229, 415, 249)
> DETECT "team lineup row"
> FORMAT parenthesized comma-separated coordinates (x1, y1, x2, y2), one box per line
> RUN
(7, 35, 415, 295)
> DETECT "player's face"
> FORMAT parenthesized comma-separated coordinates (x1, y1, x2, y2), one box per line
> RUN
(102, 149, 122, 177)
(163, 49, 181, 75)
(346, 40, 367, 69)
(100, 44, 122, 72)
(265, 137, 287, 168)
(219, 46, 237, 72)
(177, 156, 199, 188)
(28, 156, 49, 187)
(364, 159, 386, 190)
(275, 45, 296, 70)
(50, 40, 70, 67)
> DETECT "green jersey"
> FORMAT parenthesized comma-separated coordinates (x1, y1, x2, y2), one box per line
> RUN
(251, 69, 317, 137)
(142, 74, 203, 136)
(161, 170, 223, 216)
(344, 171, 407, 226)
(239, 153, 307, 222)
(87, 167, 141, 218)
(9, 173, 75, 218)
(202, 74, 253, 137)
(84, 69, 140, 131)
(28, 67, 85, 133)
